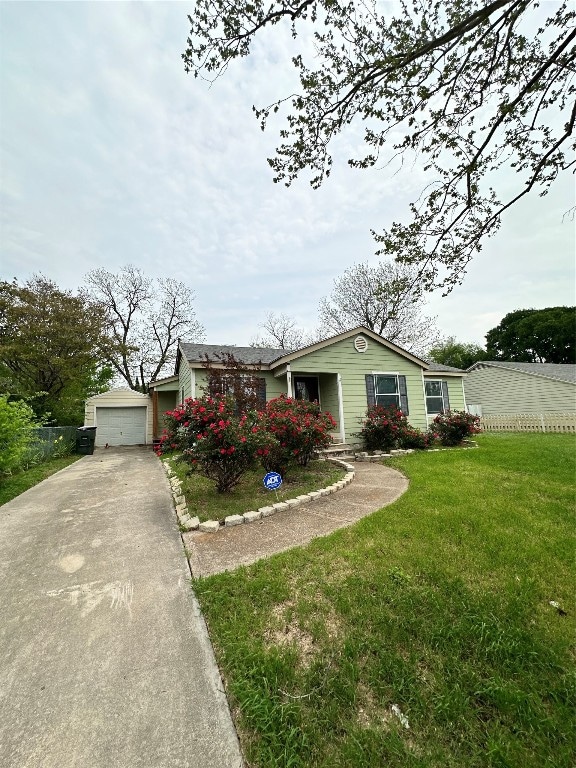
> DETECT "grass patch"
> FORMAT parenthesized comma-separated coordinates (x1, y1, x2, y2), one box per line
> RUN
(168, 458, 346, 522)
(0, 455, 82, 506)
(193, 433, 576, 767)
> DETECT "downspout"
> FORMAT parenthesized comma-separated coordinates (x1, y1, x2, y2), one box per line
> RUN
(337, 373, 346, 443)
(286, 364, 293, 397)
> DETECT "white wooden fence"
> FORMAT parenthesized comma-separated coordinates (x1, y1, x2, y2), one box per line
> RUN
(480, 412, 576, 433)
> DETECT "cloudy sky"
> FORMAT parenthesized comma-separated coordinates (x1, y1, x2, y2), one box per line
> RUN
(1, 1, 574, 349)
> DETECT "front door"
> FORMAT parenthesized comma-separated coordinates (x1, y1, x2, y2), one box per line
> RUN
(293, 376, 320, 404)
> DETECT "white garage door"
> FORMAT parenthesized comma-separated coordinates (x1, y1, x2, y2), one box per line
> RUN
(95, 407, 147, 446)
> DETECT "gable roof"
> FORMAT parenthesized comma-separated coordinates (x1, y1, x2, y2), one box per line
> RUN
(467, 361, 576, 385)
(176, 327, 467, 374)
(178, 342, 285, 367)
(269, 326, 430, 369)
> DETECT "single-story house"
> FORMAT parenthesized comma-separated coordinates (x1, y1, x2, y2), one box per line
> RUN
(464, 361, 576, 416)
(147, 326, 466, 445)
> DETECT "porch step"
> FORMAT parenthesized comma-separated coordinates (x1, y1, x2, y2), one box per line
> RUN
(320, 443, 356, 459)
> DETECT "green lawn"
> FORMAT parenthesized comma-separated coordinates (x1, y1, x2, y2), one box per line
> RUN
(0, 455, 82, 506)
(193, 433, 576, 767)
(168, 458, 346, 522)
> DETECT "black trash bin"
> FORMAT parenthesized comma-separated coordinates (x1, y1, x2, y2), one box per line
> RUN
(76, 426, 97, 455)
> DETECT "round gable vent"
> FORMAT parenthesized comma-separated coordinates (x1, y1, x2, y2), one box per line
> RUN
(354, 335, 368, 353)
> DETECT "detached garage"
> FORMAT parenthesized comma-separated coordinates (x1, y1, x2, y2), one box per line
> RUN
(84, 390, 153, 446)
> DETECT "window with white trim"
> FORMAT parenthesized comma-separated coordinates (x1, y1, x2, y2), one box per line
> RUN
(425, 380, 446, 414)
(374, 374, 400, 408)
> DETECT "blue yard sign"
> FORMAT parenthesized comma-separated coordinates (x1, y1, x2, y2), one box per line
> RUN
(263, 471, 283, 491)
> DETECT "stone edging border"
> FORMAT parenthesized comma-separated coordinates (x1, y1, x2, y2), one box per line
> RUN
(161, 458, 355, 534)
(354, 441, 478, 461)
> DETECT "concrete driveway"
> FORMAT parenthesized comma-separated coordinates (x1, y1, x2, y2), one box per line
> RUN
(0, 447, 243, 768)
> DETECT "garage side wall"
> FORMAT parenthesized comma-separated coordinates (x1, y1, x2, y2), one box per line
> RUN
(84, 390, 153, 446)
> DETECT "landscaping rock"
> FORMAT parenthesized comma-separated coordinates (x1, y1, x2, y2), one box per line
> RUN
(198, 520, 220, 533)
(243, 510, 261, 523)
(182, 517, 199, 531)
(174, 494, 185, 506)
(224, 515, 244, 527)
(272, 502, 289, 512)
(259, 506, 275, 517)
(284, 499, 300, 508)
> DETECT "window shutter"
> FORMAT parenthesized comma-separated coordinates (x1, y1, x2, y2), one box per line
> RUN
(398, 375, 409, 415)
(365, 374, 375, 407)
(257, 377, 267, 407)
(441, 381, 450, 412)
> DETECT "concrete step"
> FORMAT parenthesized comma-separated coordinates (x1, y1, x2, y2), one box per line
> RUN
(320, 444, 355, 458)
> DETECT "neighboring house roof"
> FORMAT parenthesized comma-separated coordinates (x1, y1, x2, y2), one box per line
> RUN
(467, 361, 576, 385)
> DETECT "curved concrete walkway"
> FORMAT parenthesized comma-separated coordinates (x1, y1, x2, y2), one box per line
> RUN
(0, 448, 243, 768)
(185, 462, 409, 577)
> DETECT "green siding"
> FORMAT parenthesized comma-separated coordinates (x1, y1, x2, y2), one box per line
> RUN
(194, 369, 208, 398)
(445, 377, 466, 411)
(178, 361, 193, 403)
(157, 391, 178, 432)
(289, 335, 428, 438)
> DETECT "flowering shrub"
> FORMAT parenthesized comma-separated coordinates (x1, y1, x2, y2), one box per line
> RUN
(187, 409, 270, 493)
(157, 395, 270, 492)
(157, 393, 336, 491)
(358, 405, 411, 452)
(399, 425, 435, 450)
(433, 410, 481, 446)
(258, 396, 335, 476)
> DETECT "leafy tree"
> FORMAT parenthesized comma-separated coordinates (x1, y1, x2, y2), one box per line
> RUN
(0, 276, 111, 424)
(184, 1, 575, 293)
(317, 260, 440, 357)
(85, 266, 205, 392)
(428, 336, 488, 369)
(485, 307, 576, 363)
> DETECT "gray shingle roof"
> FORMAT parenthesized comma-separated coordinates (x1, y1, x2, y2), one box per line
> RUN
(425, 362, 466, 373)
(179, 343, 286, 365)
(469, 361, 576, 384)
